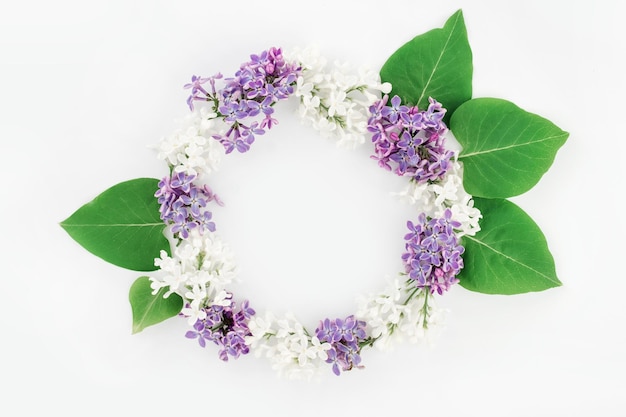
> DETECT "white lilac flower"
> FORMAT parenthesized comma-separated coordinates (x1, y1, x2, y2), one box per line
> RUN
(431, 160, 482, 237)
(393, 159, 482, 237)
(180, 298, 207, 326)
(393, 180, 436, 215)
(246, 312, 277, 353)
(287, 46, 391, 149)
(149, 228, 257, 362)
(184, 285, 207, 308)
(356, 277, 445, 351)
(148, 230, 238, 303)
(211, 289, 234, 307)
(356, 277, 404, 338)
(356, 277, 406, 351)
(153, 107, 226, 178)
(246, 312, 331, 380)
(398, 291, 447, 346)
(299, 335, 330, 366)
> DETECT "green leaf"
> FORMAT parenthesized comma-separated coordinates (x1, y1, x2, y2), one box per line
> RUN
(60, 178, 169, 271)
(380, 9, 473, 120)
(458, 197, 561, 295)
(452, 98, 569, 198)
(129, 276, 183, 334)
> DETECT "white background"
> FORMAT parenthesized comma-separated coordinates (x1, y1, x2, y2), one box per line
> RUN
(2, 0, 624, 415)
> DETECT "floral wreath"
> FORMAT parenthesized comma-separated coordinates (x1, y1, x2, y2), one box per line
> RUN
(61, 10, 568, 379)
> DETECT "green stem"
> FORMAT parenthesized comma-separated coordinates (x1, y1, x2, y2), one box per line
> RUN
(358, 336, 378, 350)
(404, 286, 420, 306)
(420, 290, 431, 330)
(197, 252, 205, 270)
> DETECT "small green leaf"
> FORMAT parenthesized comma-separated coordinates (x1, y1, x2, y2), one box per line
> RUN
(380, 9, 473, 120)
(129, 276, 183, 334)
(60, 178, 169, 271)
(458, 197, 561, 295)
(452, 98, 569, 198)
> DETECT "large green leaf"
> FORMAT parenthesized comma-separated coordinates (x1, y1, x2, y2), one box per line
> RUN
(380, 9, 472, 120)
(458, 198, 561, 294)
(60, 178, 169, 271)
(452, 98, 569, 198)
(129, 276, 183, 334)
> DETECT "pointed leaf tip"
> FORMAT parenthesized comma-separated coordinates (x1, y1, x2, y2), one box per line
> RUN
(459, 198, 562, 295)
(452, 98, 568, 198)
(60, 178, 170, 271)
(130, 277, 183, 333)
(380, 9, 473, 121)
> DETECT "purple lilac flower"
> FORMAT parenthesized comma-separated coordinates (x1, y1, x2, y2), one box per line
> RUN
(402, 209, 465, 295)
(184, 297, 256, 361)
(185, 319, 212, 348)
(185, 73, 223, 110)
(368, 95, 454, 183)
(185, 47, 301, 154)
(315, 315, 367, 376)
(184, 75, 211, 97)
(155, 172, 220, 238)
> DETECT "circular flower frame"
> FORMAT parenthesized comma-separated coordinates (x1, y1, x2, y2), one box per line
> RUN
(61, 9, 566, 381)
(147, 45, 481, 379)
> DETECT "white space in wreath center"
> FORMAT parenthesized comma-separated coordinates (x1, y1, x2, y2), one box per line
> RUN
(209, 100, 419, 325)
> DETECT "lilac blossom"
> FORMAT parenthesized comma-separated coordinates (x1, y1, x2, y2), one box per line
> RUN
(185, 73, 222, 110)
(155, 172, 221, 238)
(315, 315, 367, 376)
(184, 47, 301, 154)
(402, 209, 465, 295)
(185, 297, 256, 361)
(368, 95, 454, 183)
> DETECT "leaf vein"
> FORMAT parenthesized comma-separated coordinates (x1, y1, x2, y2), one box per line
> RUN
(461, 134, 567, 158)
(417, 12, 459, 105)
(61, 223, 164, 227)
(465, 235, 559, 284)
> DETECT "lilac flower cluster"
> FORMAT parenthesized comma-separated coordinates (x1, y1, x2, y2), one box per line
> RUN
(185, 47, 301, 153)
(368, 95, 454, 183)
(186, 297, 256, 361)
(402, 209, 465, 295)
(155, 171, 222, 239)
(315, 315, 368, 376)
